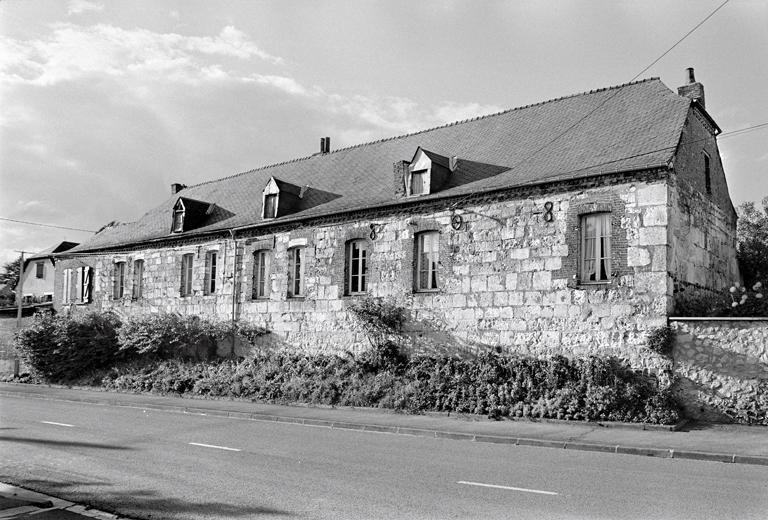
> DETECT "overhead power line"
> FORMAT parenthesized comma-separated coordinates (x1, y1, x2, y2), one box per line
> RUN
(0, 217, 97, 233)
(506, 0, 731, 176)
(510, 120, 768, 188)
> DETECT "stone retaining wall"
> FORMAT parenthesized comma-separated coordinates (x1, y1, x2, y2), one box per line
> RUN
(671, 318, 768, 423)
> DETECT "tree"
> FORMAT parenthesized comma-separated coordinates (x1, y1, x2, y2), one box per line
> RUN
(737, 196, 768, 287)
(0, 255, 22, 289)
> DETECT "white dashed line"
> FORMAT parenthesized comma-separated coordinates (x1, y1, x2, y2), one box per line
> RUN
(457, 481, 559, 495)
(188, 442, 241, 452)
(40, 421, 74, 427)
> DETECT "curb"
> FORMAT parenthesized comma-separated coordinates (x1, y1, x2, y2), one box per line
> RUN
(3, 389, 767, 467)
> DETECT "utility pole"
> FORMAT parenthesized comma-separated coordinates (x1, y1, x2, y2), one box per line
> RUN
(14, 250, 33, 376)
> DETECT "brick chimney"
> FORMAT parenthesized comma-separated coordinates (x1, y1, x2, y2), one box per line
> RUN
(171, 183, 187, 194)
(677, 67, 705, 109)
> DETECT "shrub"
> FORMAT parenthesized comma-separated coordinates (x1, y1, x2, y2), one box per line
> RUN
(674, 281, 767, 317)
(14, 311, 123, 382)
(347, 297, 405, 348)
(117, 314, 213, 359)
(646, 326, 675, 357)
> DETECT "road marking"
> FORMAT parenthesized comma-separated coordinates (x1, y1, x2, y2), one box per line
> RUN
(457, 481, 558, 495)
(40, 421, 74, 427)
(188, 442, 241, 452)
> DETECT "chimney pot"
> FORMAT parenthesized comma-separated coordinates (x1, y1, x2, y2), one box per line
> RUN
(677, 67, 705, 109)
(320, 137, 326, 154)
(325, 136, 330, 153)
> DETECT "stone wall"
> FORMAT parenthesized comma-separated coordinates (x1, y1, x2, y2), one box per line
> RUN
(668, 106, 739, 294)
(57, 173, 673, 371)
(671, 318, 768, 423)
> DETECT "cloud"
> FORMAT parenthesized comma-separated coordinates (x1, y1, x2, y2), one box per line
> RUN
(0, 23, 282, 86)
(67, 0, 104, 16)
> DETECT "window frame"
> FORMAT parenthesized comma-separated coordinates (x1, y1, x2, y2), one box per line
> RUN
(252, 250, 270, 299)
(180, 253, 194, 297)
(172, 207, 185, 233)
(287, 246, 305, 298)
(345, 239, 369, 296)
(35, 262, 45, 279)
(579, 212, 612, 284)
(204, 251, 217, 295)
(409, 169, 427, 196)
(415, 231, 440, 292)
(112, 261, 126, 300)
(132, 259, 144, 299)
(703, 151, 712, 195)
(263, 193, 278, 219)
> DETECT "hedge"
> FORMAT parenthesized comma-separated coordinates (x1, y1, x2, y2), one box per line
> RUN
(14, 311, 682, 425)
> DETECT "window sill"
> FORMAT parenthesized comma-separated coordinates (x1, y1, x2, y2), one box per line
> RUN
(413, 289, 441, 294)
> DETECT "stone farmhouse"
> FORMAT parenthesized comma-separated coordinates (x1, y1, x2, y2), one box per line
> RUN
(55, 70, 738, 359)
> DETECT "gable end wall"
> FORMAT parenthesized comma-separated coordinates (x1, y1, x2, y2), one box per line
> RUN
(669, 108, 739, 294)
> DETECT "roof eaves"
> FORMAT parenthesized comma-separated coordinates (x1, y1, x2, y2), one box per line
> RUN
(69, 164, 669, 255)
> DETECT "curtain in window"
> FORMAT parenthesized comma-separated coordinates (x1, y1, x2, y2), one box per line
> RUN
(418, 232, 439, 290)
(582, 213, 611, 282)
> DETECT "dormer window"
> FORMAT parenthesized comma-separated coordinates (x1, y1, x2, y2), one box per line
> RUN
(264, 194, 278, 219)
(172, 200, 185, 233)
(262, 176, 303, 220)
(169, 196, 213, 234)
(410, 170, 427, 195)
(403, 147, 455, 197)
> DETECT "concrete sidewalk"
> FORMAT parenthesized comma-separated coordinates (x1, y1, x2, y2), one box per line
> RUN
(1, 382, 766, 465)
(0, 482, 125, 519)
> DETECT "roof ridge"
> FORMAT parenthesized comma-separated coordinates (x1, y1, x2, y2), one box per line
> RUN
(185, 77, 660, 190)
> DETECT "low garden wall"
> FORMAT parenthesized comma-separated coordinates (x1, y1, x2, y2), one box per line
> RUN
(670, 318, 768, 423)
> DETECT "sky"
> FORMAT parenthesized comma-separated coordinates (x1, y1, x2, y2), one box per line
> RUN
(1, 0, 767, 267)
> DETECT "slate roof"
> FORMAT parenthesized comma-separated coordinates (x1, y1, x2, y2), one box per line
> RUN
(72, 77, 695, 252)
(26, 241, 79, 262)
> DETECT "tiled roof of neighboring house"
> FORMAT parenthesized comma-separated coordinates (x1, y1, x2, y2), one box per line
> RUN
(26, 241, 79, 262)
(72, 77, 695, 252)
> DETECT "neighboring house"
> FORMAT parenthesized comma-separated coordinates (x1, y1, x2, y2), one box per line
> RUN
(55, 70, 738, 357)
(0, 284, 14, 307)
(20, 242, 79, 304)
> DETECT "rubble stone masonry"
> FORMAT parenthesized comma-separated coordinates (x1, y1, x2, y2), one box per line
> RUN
(671, 318, 768, 422)
(57, 173, 679, 372)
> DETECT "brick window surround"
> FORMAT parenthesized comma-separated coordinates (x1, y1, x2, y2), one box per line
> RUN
(556, 198, 626, 287)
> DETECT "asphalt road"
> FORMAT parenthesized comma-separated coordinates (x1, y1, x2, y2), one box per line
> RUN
(1, 396, 767, 520)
